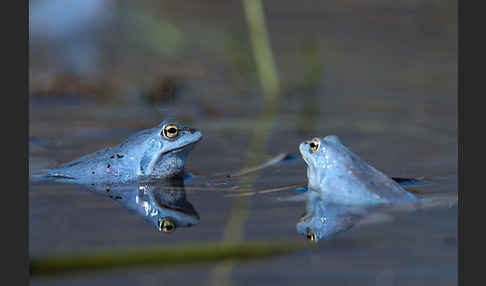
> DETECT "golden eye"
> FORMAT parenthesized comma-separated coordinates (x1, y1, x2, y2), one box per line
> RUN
(309, 139, 319, 153)
(158, 218, 176, 233)
(306, 227, 317, 242)
(162, 124, 179, 139)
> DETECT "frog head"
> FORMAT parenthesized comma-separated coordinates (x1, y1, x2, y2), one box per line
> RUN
(299, 135, 347, 188)
(131, 119, 202, 178)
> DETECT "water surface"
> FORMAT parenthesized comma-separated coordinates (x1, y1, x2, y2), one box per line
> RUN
(29, 1, 457, 285)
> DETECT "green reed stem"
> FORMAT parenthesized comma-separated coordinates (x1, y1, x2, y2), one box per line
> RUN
(242, 0, 280, 99)
(210, 1, 282, 285)
(31, 240, 308, 278)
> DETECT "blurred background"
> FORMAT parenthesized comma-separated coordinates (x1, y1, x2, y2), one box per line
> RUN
(29, 0, 457, 285)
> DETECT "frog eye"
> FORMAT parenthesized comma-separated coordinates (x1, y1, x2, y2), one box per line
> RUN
(162, 124, 180, 139)
(309, 139, 319, 153)
(306, 227, 317, 242)
(158, 218, 176, 233)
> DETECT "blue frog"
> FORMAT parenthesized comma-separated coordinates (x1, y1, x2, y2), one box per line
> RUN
(299, 135, 416, 206)
(296, 135, 418, 242)
(31, 120, 202, 184)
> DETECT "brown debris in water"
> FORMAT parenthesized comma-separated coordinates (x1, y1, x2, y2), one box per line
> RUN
(144, 77, 181, 104)
(29, 73, 109, 97)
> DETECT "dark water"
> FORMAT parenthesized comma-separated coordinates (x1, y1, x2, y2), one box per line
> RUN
(29, 1, 457, 285)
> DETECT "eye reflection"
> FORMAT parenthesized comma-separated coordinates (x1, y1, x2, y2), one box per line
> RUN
(306, 227, 317, 242)
(162, 124, 180, 139)
(158, 218, 176, 233)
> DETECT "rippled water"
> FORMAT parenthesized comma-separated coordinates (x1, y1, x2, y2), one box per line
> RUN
(29, 1, 457, 285)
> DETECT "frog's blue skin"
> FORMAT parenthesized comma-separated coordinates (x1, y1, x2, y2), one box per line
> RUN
(31, 120, 202, 184)
(81, 177, 199, 232)
(299, 135, 416, 206)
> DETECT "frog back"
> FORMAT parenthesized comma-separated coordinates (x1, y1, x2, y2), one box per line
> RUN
(315, 140, 416, 205)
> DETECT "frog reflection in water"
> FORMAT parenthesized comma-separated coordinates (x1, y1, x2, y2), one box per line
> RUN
(83, 176, 199, 232)
(297, 191, 361, 242)
(32, 120, 202, 184)
(297, 135, 417, 242)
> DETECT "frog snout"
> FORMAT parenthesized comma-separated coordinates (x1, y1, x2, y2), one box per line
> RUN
(300, 141, 310, 147)
(180, 127, 202, 142)
(181, 127, 198, 134)
(299, 142, 310, 157)
(299, 142, 305, 152)
(192, 130, 203, 141)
